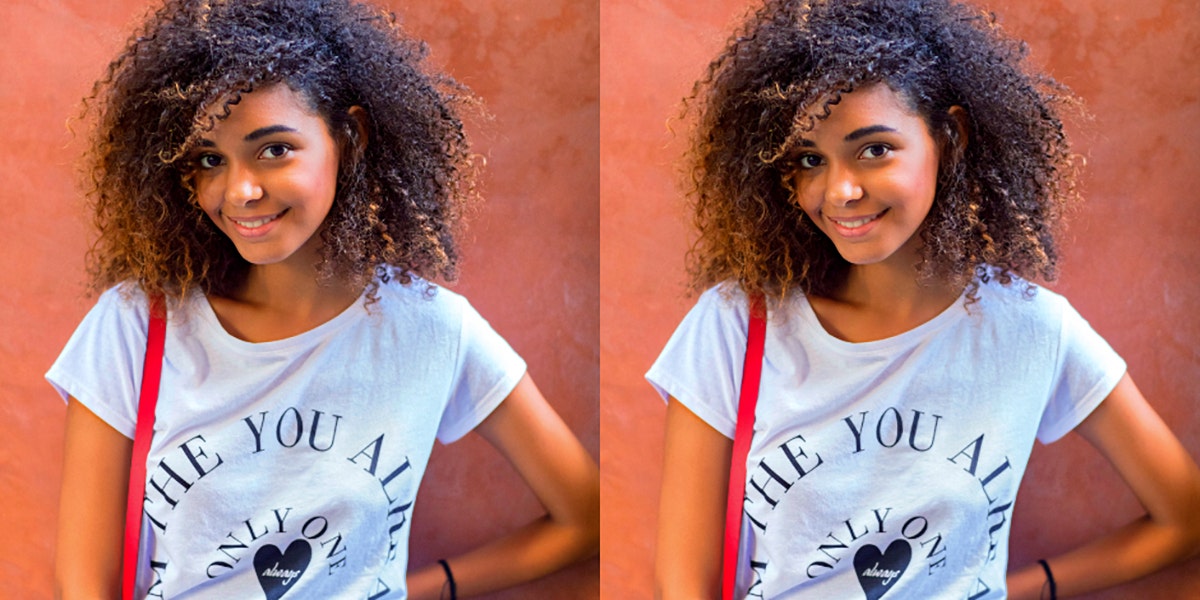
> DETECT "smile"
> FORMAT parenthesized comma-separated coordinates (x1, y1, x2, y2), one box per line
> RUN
(228, 212, 284, 228)
(226, 210, 287, 238)
(826, 210, 887, 237)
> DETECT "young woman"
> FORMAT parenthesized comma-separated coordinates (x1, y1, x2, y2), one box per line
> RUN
(648, 0, 1200, 598)
(49, 0, 598, 597)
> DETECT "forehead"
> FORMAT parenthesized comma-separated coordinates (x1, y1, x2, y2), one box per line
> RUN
(800, 84, 928, 138)
(198, 84, 325, 137)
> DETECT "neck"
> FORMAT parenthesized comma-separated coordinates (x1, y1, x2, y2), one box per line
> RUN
(237, 258, 361, 320)
(206, 246, 366, 343)
(841, 263, 931, 315)
(837, 236, 962, 315)
(806, 248, 964, 343)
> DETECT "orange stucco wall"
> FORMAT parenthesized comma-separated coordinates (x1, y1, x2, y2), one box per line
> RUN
(600, 1, 1200, 598)
(0, 1, 597, 598)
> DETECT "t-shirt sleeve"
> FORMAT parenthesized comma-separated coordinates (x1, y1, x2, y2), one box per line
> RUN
(645, 286, 749, 439)
(436, 297, 527, 444)
(1036, 297, 1127, 443)
(44, 286, 151, 439)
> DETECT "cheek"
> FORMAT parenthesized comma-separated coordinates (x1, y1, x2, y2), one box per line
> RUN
(889, 157, 940, 214)
(272, 164, 336, 211)
(913, 150, 942, 201)
(792, 180, 824, 221)
(306, 153, 341, 205)
(193, 182, 223, 219)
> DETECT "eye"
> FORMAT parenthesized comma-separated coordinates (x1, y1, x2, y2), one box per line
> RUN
(795, 154, 824, 170)
(196, 153, 223, 170)
(860, 143, 891, 160)
(260, 143, 291, 160)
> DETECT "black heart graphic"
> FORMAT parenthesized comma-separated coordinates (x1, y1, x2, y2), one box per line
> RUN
(853, 539, 911, 600)
(253, 539, 312, 600)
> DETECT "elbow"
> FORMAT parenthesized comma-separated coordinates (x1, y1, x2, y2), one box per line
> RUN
(549, 477, 600, 563)
(1164, 477, 1200, 561)
(577, 484, 601, 560)
(575, 468, 601, 560)
(563, 508, 599, 563)
(1183, 502, 1200, 560)
(1181, 477, 1200, 559)
(584, 509, 601, 559)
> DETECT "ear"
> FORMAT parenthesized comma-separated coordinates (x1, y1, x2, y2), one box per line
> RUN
(345, 105, 370, 155)
(945, 105, 969, 155)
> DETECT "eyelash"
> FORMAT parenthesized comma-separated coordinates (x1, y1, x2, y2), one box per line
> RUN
(194, 143, 292, 170)
(196, 153, 222, 170)
(793, 143, 893, 171)
(260, 143, 291, 160)
(860, 143, 890, 159)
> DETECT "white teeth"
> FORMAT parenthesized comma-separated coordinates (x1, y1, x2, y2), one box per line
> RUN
(232, 214, 279, 228)
(837, 215, 877, 228)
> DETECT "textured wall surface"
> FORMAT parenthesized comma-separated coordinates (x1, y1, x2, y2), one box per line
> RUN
(0, 1, 598, 598)
(600, 0, 1200, 598)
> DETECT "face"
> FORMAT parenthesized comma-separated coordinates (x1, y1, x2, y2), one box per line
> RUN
(190, 84, 341, 268)
(789, 83, 942, 268)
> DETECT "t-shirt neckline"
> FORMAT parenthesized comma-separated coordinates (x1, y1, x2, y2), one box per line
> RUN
(795, 289, 968, 354)
(195, 290, 368, 353)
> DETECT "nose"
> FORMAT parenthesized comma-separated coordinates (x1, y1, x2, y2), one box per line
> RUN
(223, 161, 263, 206)
(823, 160, 863, 206)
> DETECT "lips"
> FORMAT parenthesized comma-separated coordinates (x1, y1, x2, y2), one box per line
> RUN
(226, 209, 286, 237)
(825, 209, 887, 238)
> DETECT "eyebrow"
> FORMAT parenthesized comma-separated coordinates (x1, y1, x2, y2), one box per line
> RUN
(195, 124, 299, 148)
(797, 124, 899, 147)
(844, 125, 897, 142)
(244, 124, 298, 142)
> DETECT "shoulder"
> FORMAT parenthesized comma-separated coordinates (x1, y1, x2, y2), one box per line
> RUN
(370, 277, 501, 348)
(972, 269, 1070, 331)
(45, 284, 162, 432)
(646, 283, 763, 436)
(374, 277, 470, 321)
(77, 283, 156, 338)
(685, 282, 755, 329)
(650, 283, 760, 377)
(669, 281, 824, 351)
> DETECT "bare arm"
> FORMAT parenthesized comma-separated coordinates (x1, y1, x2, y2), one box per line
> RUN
(655, 397, 733, 600)
(56, 397, 133, 600)
(405, 373, 600, 599)
(1007, 373, 1200, 598)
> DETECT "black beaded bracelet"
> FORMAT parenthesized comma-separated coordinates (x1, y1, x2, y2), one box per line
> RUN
(438, 559, 458, 600)
(1037, 559, 1057, 600)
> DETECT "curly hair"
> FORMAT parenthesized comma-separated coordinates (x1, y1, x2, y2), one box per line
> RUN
(683, 0, 1082, 303)
(82, 0, 479, 303)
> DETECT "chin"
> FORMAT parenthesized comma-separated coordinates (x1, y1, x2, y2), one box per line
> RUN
(830, 237, 915, 267)
(833, 249, 891, 266)
(233, 248, 291, 266)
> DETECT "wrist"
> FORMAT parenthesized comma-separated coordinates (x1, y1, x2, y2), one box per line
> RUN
(405, 564, 445, 600)
(438, 559, 458, 600)
(1006, 563, 1049, 600)
(1037, 559, 1057, 600)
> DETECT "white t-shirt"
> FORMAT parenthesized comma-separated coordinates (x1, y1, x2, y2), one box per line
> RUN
(47, 279, 526, 599)
(646, 277, 1125, 599)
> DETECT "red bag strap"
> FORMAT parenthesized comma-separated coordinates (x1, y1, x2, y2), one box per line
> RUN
(123, 295, 166, 600)
(722, 294, 766, 600)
